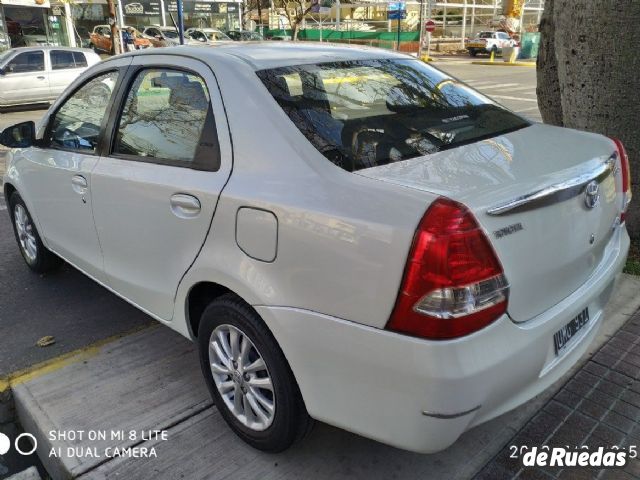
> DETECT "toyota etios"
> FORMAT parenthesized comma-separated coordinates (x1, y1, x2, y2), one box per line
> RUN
(1, 44, 631, 453)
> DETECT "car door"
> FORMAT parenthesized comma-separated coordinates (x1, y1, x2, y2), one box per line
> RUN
(20, 57, 132, 283)
(48, 50, 84, 99)
(1, 50, 48, 104)
(90, 55, 232, 321)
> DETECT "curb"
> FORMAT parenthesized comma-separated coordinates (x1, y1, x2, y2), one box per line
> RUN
(471, 61, 536, 67)
(0, 323, 155, 396)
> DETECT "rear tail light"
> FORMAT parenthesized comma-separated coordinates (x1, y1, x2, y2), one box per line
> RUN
(611, 137, 632, 223)
(386, 198, 509, 340)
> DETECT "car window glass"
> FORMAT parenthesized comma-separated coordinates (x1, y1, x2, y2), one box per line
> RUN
(113, 68, 212, 164)
(51, 50, 75, 70)
(73, 52, 88, 67)
(6, 51, 44, 73)
(49, 71, 119, 152)
(258, 59, 529, 172)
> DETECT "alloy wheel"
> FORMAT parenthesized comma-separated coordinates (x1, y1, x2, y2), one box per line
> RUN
(14, 204, 37, 263)
(209, 324, 275, 431)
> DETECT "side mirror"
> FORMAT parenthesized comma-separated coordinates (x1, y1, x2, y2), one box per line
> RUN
(0, 121, 35, 148)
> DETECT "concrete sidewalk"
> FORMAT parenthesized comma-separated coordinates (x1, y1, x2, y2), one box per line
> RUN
(7, 275, 640, 480)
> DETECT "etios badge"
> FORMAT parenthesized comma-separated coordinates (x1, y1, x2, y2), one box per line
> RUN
(584, 180, 600, 209)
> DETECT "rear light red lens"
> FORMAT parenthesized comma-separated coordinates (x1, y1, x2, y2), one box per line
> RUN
(386, 198, 509, 340)
(611, 137, 632, 223)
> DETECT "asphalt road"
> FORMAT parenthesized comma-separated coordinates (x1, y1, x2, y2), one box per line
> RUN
(0, 60, 539, 377)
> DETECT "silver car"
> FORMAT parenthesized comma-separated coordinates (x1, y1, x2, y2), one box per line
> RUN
(0, 47, 100, 108)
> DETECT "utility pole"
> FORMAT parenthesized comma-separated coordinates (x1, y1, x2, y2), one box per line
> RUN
(107, 0, 121, 55)
(417, 0, 424, 58)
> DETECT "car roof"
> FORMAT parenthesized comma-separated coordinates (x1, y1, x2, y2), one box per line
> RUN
(4, 46, 94, 53)
(120, 43, 407, 70)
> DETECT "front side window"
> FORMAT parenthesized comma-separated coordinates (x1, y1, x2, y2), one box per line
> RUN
(257, 59, 529, 172)
(113, 68, 216, 168)
(49, 71, 119, 152)
(6, 51, 44, 73)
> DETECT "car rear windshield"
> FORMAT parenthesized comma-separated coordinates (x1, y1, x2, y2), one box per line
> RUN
(257, 59, 529, 172)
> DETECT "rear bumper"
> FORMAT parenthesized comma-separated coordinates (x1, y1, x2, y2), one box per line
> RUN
(256, 227, 629, 453)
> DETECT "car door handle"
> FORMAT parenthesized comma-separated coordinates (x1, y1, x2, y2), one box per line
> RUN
(170, 193, 201, 218)
(37, 76, 46, 80)
(71, 175, 88, 194)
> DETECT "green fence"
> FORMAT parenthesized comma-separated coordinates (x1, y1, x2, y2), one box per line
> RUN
(265, 29, 421, 51)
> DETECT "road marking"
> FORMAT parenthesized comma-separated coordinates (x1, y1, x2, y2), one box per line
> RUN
(516, 105, 543, 112)
(498, 85, 537, 93)
(491, 94, 539, 103)
(476, 82, 521, 89)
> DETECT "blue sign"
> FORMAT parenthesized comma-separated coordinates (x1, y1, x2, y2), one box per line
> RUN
(388, 1, 406, 20)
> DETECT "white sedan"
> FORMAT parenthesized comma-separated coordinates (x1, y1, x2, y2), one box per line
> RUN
(1, 44, 631, 454)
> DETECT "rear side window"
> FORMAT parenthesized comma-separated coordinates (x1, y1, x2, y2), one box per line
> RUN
(112, 68, 219, 170)
(257, 59, 529, 172)
(51, 50, 75, 70)
(73, 52, 88, 67)
(6, 51, 44, 73)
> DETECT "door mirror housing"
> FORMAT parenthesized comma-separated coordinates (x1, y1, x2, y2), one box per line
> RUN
(0, 121, 36, 148)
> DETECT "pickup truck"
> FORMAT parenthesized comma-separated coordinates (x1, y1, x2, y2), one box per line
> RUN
(466, 31, 516, 56)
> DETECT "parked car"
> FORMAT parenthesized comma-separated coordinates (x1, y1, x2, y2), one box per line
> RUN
(141, 26, 198, 47)
(185, 28, 231, 44)
(225, 30, 263, 41)
(0, 46, 100, 108)
(89, 25, 150, 53)
(466, 30, 516, 56)
(1, 44, 631, 454)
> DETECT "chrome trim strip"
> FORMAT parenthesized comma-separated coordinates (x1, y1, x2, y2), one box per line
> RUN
(487, 156, 616, 216)
(421, 404, 482, 419)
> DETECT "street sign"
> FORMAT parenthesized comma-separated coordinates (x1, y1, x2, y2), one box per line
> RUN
(425, 20, 436, 33)
(388, 1, 406, 20)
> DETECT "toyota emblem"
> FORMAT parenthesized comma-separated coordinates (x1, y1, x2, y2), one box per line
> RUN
(584, 180, 600, 209)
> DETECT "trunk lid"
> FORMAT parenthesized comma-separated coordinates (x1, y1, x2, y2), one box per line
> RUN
(358, 124, 623, 322)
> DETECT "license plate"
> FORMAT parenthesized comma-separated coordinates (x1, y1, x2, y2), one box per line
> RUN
(553, 307, 590, 355)
(468, 43, 485, 48)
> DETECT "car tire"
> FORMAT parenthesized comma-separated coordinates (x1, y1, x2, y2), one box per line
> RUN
(198, 293, 313, 452)
(491, 46, 498, 57)
(9, 192, 62, 274)
(469, 50, 477, 57)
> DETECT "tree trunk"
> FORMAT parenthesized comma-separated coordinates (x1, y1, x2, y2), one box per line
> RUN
(535, 0, 562, 125)
(537, 0, 640, 240)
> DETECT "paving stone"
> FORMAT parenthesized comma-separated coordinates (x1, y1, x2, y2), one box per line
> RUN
(613, 361, 640, 381)
(544, 401, 572, 421)
(592, 351, 620, 368)
(518, 467, 555, 479)
(520, 412, 563, 444)
(589, 425, 625, 446)
(605, 370, 635, 388)
(563, 412, 598, 437)
(566, 379, 594, 397)
(602, 411, 636, 434)
(623, 457, 640, 477)
(622, 352, 640, 368)
(556, 389, 583, 409)
(612, 399, 640, 422)
(548, 424, 590, 449)
(595, 379, 625, 398)
(587, 389, 617, 408)
(622, 389, 640, 407)
(574, 371, 600, 386)
(577, 398, 609, 421)
(584, 362, 608, 378)
(600, 469, 635, 480)
(556, 468, 601, 479)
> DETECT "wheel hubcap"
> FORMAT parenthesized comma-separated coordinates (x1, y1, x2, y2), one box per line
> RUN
(14, 204, 37, 263)
(209, 324, 275, 431)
